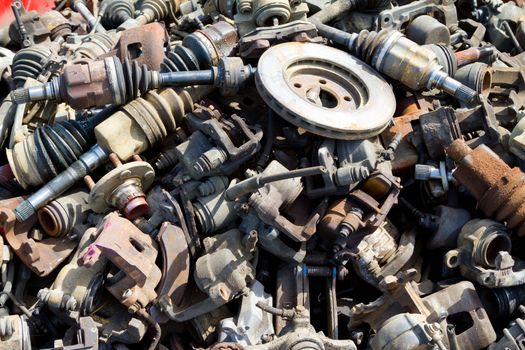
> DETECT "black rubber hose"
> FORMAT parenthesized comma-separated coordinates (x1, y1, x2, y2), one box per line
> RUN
(257, 109, 275, 169)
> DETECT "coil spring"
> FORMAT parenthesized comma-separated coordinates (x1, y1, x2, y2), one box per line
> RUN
(12, 120, 93, 186)
(11, 45, 53, 87)
(101, 0, 135, 28)
(161, 45, 200, 72)
(72, 32, 120, 62)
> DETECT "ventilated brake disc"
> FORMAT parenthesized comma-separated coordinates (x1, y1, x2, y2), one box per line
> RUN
(255, 42, 396, 140)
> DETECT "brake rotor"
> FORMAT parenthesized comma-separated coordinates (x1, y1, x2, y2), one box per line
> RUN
(255, 42, 396, 140)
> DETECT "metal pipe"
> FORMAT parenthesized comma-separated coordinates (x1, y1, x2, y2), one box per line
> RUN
(502, 21, 524, 53)
(74, 0, 107, 33)
(447, 325, 460, 350)
(256, 301, 296, 319)
(137, 308, 161, 350)
(11, 2, 30, 48)
(308, 0, 360, 24)
(14, 145, 108, 222)
(455, 47, 495, 67)
(159, 70, 215, 86)
(225, 165, 327, 200)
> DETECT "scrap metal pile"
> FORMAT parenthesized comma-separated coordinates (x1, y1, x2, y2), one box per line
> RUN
(3, 0, 525, 348)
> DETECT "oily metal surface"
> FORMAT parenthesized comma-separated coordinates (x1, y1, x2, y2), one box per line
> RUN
(255, 42, 396, 140)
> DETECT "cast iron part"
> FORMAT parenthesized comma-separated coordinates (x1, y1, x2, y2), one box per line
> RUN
(0, 197, 78, 276)
(175, 106, 263, 179)
(81, 214, 161, 313)
(70, 31, 120, 63)
(238, 20, 323, 58)
(250, 305, 356, 349)
(86, 154, 155, 220)
(445, 219, 525, 288)
(312, 22, 477, 103)
(159, 230, 257, 322)
(161, 21, 238, 71)
(73, 0, 107, 33)
(38, 227, 105, 315)
(2, 0, 524, 347)
(225, 164, 326, 201)
(232, 0, 309, 36)
(242, 161, 319, 242)
(256, 42, 396, 140)
(325, 170, 402, 254)
(447, 139, 525, 236)
(10, 1, 34, 48)
(10, 56, 254, 108)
